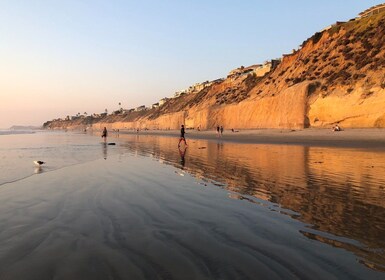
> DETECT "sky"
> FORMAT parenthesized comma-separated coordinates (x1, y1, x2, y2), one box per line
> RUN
(0, 0, 383, 128)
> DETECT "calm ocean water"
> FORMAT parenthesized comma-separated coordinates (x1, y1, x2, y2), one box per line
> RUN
(0, 130, 121, 185)
(0, 131, 384, 279)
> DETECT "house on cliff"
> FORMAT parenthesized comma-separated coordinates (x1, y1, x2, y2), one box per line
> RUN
(211, 78, 225, 84)
(254, 60, 281, 77)
(187, 82, 209, 93)
(171, 79, 223, 100)
(173, 90, 187, 98)
(358, 3, 385, 18)
(227, 60, 281, 81)
(119, 109, 135, 115)
(135, 105, 146, 112)
(121, 109, 134, 114)
(159, 98, 169, 106)
(228, 65, 258, 79)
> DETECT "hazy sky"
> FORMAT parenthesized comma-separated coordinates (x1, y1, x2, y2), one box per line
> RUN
(0, 0, 382, 128)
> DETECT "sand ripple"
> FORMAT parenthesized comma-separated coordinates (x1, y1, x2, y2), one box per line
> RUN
(0, 154, 384, 279)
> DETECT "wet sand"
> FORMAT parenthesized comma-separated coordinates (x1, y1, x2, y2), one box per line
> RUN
(1, 132, 385, 279)
(118, 128, 385, 148)
(1, 154, 383, 280)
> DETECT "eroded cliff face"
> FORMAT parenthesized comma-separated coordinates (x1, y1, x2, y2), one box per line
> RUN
(309, 86, 385, 127)
(44, 10, 385, 131)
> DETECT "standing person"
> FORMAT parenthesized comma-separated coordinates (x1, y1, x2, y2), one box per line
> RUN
(101, 127, 108, 142)
(220, 126, 224, 136)
(216, 125, 220, 137)
(178, 124, 188, 147)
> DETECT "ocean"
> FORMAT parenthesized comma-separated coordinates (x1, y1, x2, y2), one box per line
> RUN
(0, 130, 384, 279)
(0, 130, 122, 185)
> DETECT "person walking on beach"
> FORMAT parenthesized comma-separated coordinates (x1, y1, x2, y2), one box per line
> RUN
(220, 126, 224, 136)
(216, 125, 220, 137)
(178, 124, 188, 147)
(101, 127, 108, 142)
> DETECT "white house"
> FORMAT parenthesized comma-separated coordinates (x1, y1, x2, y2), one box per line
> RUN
(135, 105, 146, 111)
(159, 98, 169, 106)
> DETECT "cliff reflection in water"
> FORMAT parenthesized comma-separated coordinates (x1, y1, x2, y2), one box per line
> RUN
(117, 134, 385, 271)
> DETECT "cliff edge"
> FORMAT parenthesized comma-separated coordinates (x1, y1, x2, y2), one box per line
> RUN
(44, 7, 385, 131)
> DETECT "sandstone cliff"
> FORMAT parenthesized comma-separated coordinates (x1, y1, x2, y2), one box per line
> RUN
(44, 8, 385, 131)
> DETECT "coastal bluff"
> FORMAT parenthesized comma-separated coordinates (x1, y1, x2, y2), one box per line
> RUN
(44, 8, 385, 131)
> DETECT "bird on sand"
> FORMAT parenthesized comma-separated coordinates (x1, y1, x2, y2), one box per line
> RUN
(33, 160, 45, 166)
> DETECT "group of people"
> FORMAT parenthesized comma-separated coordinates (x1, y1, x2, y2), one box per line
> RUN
(179, 124, 225, 145)
(216, 125, 224, 137)
(101, 125, 189, 147)
(102, 124, 231, 148)
(332, 124, 342, 131)
(104, 123, 344, 147)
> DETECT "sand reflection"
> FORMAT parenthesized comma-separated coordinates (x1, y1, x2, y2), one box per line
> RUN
(117, 134, 385, 271)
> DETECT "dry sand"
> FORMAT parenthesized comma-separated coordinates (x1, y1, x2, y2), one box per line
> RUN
(117, 128, 385, 148)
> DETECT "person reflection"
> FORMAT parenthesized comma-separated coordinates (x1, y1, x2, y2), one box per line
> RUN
(178, 146, 187, 168)
(217, 142, 223, 150)
(102, 142, 108, 160)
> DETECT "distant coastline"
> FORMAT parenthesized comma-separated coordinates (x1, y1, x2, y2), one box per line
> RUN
(0, 130, 37, 136)
(9, 125, 42, 131)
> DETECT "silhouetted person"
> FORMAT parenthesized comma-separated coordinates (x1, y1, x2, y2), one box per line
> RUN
(220, 126, 224, 135)
(178, 124, 188, 147)
(101, 127, 108, 142)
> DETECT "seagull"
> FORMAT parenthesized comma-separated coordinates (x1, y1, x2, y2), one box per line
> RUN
(33, 160, 45, 166)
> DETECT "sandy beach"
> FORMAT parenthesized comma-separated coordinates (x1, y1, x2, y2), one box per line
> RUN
(2, 1, 385, 278)
(115, 128, 385, 148)
(1, 131, 384, 279)
(0, 151, 382, 279)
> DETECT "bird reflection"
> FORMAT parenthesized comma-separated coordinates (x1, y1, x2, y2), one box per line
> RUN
(34, 166, 43, 174)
